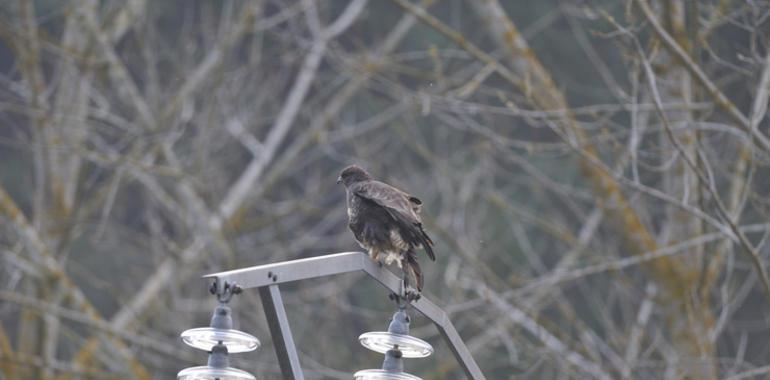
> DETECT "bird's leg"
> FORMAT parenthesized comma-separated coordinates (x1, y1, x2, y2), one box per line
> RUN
(400, 268, 406, 299)
(401, 268, 416, 302)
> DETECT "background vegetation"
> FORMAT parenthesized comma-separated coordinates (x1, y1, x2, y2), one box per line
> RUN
(1, 0, 770, 379)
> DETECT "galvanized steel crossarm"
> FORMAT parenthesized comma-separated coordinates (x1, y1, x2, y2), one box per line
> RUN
(204, 251, 486, 380)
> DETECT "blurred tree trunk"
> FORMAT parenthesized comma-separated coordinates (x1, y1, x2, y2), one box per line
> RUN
(16, 1, 51, 378)
(653, 1, 715, 378)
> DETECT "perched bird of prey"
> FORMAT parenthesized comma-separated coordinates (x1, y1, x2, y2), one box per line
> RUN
(337, 165, 435, 298)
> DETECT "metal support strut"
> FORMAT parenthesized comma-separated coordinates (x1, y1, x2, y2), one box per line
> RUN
(259, 285, 304, 380)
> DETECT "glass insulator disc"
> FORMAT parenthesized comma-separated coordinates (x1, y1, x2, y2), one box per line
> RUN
(177, 366, 256, 380)
(181, 327, 260, 353)
(353, 369, 422, 380)
(358, 332, 433, 358)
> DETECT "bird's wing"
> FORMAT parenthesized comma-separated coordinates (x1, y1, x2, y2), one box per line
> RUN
(351, 180, 421, 223)
(352, 180, 435, 261)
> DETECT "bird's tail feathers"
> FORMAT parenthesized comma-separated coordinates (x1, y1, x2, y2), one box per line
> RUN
(402, 250, 423, 294)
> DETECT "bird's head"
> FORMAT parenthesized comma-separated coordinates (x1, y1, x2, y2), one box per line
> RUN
(337, 165, 372, 187)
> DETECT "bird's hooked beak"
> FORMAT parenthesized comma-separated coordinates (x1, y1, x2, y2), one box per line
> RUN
(336, 175, 342, 184)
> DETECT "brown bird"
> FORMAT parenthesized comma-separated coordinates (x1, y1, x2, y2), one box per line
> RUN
(337, 165, 435, 298)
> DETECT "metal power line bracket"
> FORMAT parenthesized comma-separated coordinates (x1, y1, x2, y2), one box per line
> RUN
(204, 251, 486, 380)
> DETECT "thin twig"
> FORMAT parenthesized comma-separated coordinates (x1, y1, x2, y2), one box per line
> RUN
(633, 0, 770, 152)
